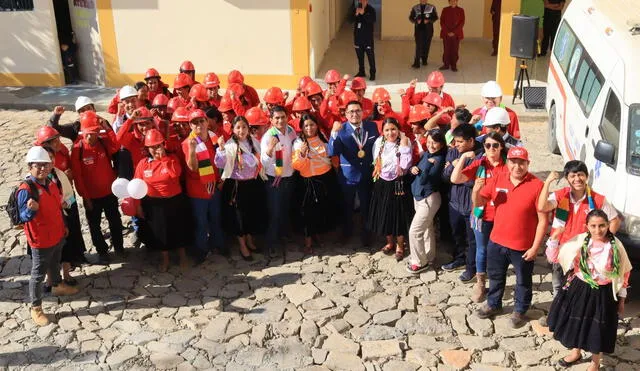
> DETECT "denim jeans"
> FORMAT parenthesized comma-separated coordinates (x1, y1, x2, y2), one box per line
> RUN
(473, 220, 494, 274)
(190, 191, 224, 259)
(448, 205, 476, 273)
(30, 239, 64, 306)
(266, 176, 294, 252)
(486, 240, 534, 314)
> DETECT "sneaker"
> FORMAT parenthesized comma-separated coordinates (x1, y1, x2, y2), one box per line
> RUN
(459, 270, 476, 282)
(31, 306, 49, 326)
(510, 312, 528, 328)
(406, 263, 429, 274)
(476, 304, 502, 319)
(441, 260, 465, 271)
(52, 282, 79, 296)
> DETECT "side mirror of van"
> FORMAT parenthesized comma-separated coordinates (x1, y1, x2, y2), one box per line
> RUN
(594, 140, 615, 165)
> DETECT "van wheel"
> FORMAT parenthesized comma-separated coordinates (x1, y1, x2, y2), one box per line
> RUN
(548, 104, 561, 154)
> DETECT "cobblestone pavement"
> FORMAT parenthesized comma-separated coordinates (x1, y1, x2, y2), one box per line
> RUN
(0, 109, 639, 370)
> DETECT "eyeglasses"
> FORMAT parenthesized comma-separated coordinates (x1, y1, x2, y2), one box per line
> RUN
(346, 109, 362, 115)
(31, 163, 50, 169)
(484, 142, 501, 149)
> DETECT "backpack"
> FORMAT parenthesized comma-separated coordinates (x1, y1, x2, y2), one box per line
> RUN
(5, 179, 39, 228)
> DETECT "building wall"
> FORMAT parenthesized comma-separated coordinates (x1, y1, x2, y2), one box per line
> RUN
(310, 0, 351, 77)
(0, 0, 64, 86)
(68, 0, 105, 85)
(104, 0, 295, 88)
(381, 0, 490, 40)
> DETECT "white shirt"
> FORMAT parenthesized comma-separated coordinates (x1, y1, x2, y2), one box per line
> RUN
(260, 126, 298, 177)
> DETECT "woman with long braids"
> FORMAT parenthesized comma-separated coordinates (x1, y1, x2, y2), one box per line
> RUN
(215, 116, 267, 261)
(291, 114, 339, 254)
(367, 117, 414, 261)
(547, 210, 632, 370)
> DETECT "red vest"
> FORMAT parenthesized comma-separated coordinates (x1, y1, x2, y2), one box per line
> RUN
(552, 187, 607, 245)
(20, 180, 65, 248)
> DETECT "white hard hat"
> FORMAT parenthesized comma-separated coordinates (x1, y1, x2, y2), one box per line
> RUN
(119, 85, 137, 100)
(481, 81, 503, 98)
(483, 107, 510, 126)
(74, 96, 94, 111)
(25, 146, 52, 163)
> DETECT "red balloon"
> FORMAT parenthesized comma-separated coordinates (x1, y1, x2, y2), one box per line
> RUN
(120, 197, 139, 217)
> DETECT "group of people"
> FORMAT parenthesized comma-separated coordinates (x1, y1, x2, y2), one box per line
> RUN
(16, 60, 631, 371)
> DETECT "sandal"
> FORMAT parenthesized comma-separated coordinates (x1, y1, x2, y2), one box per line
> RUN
(381, 244, 394, 254)
(395, 243, 405, 261)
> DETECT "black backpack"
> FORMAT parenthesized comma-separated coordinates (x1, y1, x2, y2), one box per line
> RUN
(5, 179, 39, 227)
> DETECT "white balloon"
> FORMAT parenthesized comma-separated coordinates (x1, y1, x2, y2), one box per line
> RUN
(111, 178, 130, 199)
(127, 178, 148, 200)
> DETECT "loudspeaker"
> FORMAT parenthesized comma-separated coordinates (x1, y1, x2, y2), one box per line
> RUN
(510, 15, 539, 59)
(523, 86, 546, 109)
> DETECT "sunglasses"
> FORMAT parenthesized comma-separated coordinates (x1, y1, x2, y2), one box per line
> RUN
(484, 142, 501, 149)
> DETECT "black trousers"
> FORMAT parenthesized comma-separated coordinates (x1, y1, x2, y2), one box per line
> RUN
(355, 44, 376, 75)
(414, 25, 434, 64)
(85, 194, 124, 254)
(541, 11, 561, 54)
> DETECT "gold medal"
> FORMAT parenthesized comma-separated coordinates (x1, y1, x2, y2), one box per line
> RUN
(358, 149, 365, 158)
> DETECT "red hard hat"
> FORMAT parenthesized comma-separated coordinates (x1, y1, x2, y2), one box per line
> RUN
(371, 87, 391, 103)
(152, 94, 169, 107)
(426, 71, 445, 88)
(189, 84, 209, 102)
(246, 107, 269, 126)
(350, 77, 367, 91)
(227, 83, 245, 97)
(218, 95, 233, 113)
(408, 104, 430, 123)
(144, 68, 160, 80)
(134, 107, 153, 121)
(180, 60, 195, 72)
(264, 87, 285, 104)
(80, 111, 100, 133)
(304, 81, 323, 97)
(324, 69, 340, 84)
(34, 126, 60, 145)
(174, 73, 193, 89)
(144, 128, 165, 147)
(298, 76, 313, 91)
(339, 90, 358, 108)
(203, 72, 220, 88)
(228, 70, 244, 84)
(189, 109, 207, 122)
(167, 97, 184, 114)
(171, 107, 190, 122)
(292, 96, 312, 112)
(422, 92, 443, 108)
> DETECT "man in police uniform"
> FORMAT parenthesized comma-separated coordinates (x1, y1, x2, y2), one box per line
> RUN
(539, 0, 566, 56)
(353, 0, 377, 81)
(409, 0, 438, 68)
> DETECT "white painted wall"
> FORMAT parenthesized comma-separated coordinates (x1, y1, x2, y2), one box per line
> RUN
(0, 0, 62, 74)
(68, 0, 105, 85)
(310, 0, 352, 77)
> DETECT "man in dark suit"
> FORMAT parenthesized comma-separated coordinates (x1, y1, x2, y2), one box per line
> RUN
(352, 0, 377, 81)
(328, 100, 380, 247)
(409, 0, 439, 68)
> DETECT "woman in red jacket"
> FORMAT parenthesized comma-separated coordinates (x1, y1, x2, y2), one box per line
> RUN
(370, 87, 407, 135)
(439, 0, 465, 71)
(134, 129, 190, 272)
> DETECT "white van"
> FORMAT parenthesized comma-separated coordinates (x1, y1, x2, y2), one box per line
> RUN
(545, 0, 640, 257)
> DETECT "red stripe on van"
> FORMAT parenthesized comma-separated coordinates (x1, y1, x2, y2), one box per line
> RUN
(549, 61, 575, 160)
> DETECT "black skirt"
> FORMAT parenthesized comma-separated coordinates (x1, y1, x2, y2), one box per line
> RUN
(61, 202, 86, 263)
(293, 169, 340, 237)
(221, 178, 267, 236)
(547, 276, 618, 354)
(139, 194, 191, 251)
(367, 176, 414, 236)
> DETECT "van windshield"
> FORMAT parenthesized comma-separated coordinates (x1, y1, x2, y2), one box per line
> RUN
(628, 104, 640, 175)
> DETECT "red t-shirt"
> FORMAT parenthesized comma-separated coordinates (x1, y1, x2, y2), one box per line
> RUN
(134, 155, 182, 198)
(71, 134, 119, 199)
(181, 136, 220, 199)
(462, 157, 507, 221)
(479, 172, 544, 251)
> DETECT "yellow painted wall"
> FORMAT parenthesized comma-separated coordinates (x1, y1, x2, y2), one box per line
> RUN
(0, 0, 64, 86)
(381, 0, 489, 40)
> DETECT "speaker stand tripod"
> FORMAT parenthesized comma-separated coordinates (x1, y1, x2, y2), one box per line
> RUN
(512, 59, 531, 104)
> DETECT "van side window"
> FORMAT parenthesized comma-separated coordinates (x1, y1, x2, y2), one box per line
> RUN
(570, 55, 603, 116)
(553, 21, 577, 74)
(599, 90, 621, 166)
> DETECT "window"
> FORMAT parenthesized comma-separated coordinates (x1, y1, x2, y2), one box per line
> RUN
(599, 90, 621, 167)
(627, 104, 640, 175)
(569, 52, 604, 116)
(553, 22, 577, 74)
(0, 0, 33, 11)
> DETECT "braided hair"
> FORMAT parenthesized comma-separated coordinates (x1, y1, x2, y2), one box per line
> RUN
(231, 116, 258, 165)
(579, 209, 620, 289)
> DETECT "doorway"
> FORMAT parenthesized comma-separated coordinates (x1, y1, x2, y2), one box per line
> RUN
(52, 0, 77, 84)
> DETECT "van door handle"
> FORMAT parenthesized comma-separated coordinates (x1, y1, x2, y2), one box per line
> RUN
(585, 126, 590, 137)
